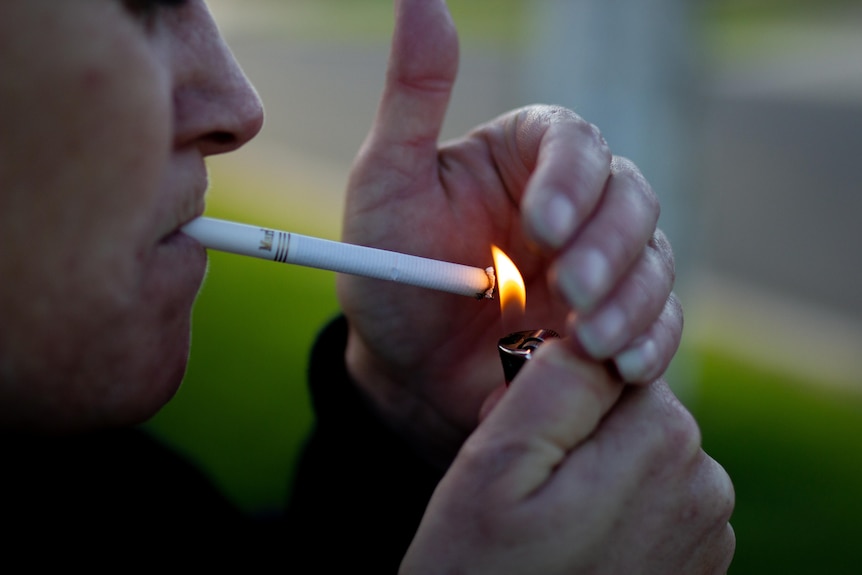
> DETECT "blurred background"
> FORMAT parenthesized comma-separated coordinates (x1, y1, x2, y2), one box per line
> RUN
(145, 1, 862, 572)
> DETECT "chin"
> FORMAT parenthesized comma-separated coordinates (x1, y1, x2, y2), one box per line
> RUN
(104, 352, 192, 433)
(80, 270, 200, 428)
(97, 322, 193, 429)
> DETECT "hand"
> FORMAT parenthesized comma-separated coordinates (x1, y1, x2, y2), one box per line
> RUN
(401, 341, 736, 574)
(337, 0, 681, 466)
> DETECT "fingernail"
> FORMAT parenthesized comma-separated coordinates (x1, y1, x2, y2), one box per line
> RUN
(557, 248, 610, 311)
(614, 337, 659, 382)
(531, 191, 576, 249)
(575, 305, 626, 358)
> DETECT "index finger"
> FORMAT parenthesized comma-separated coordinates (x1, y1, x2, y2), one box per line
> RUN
(355, 0, 458, 199)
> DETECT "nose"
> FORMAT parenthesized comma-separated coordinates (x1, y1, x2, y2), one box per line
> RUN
(172, 3, 265, 156)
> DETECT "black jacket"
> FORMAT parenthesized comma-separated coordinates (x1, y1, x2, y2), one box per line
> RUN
(1, 315, 442, 570)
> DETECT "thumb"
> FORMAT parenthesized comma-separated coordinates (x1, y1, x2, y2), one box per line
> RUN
(462, 341, 624, 500)
(355, 0, 458, 190)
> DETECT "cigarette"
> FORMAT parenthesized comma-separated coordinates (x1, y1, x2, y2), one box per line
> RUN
(182, 216, 496, 299)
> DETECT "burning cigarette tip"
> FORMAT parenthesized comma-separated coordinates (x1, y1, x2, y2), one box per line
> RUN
(481, 266, 496, 300)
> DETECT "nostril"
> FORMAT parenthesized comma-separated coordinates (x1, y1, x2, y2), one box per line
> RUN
(198, 131, 241, 156)
(210, 132, 236, 146)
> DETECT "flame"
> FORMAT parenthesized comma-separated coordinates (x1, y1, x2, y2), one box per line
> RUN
(491, 245, 525, 327)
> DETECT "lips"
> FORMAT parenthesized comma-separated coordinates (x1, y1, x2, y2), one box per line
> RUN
(159, 227, 188, 245)
(157, 168, 208, 244)
(149, 214, 208, 297)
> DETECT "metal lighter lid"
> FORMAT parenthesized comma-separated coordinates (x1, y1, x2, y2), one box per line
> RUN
(497, 328, 560, 384)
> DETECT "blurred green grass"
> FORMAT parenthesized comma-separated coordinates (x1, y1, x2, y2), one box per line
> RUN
(692, 351, 862, 575)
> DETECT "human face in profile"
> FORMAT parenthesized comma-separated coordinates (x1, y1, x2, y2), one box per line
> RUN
(0, 0, 264, 430)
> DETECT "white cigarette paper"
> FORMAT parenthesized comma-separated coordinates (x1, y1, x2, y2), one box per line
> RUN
(182, 217, 496, 299)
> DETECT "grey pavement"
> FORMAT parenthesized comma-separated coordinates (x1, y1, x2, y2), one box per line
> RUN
(209, 3, 862, 390)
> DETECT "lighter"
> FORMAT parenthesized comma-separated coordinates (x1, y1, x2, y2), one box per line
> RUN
(497, 329, 560, 385)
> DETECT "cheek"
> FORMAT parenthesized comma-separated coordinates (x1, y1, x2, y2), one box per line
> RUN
(0, 8, 183, 426)
(35, 40, 172, 338)
(0, 14, 172, 266)
(14, 15, 171, 294)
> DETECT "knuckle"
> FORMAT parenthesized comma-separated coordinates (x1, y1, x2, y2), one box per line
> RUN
(650, 229, 677, 282)
(611, 156, 657, 200)
(650, 295, 684, 366)
(666, 291, 684, 327)
(710, 459, 737, 523)
(654, 384, 703, 460)
(459, 433, 532, 482)
(694, 455, 735, 522)
(543, 105, 610, 157)
(671, 455, 735, 563)
(692, 457, 737, 570)
(722, 522, 738, 569)
(583, 120, 611, 156)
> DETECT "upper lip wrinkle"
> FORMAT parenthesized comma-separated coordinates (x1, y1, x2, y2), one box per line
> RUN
(181, 177, 208, 227)
(184, 154, 210, 225)
(160, 180, 208, 241)
(160, 171, 209, 243)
